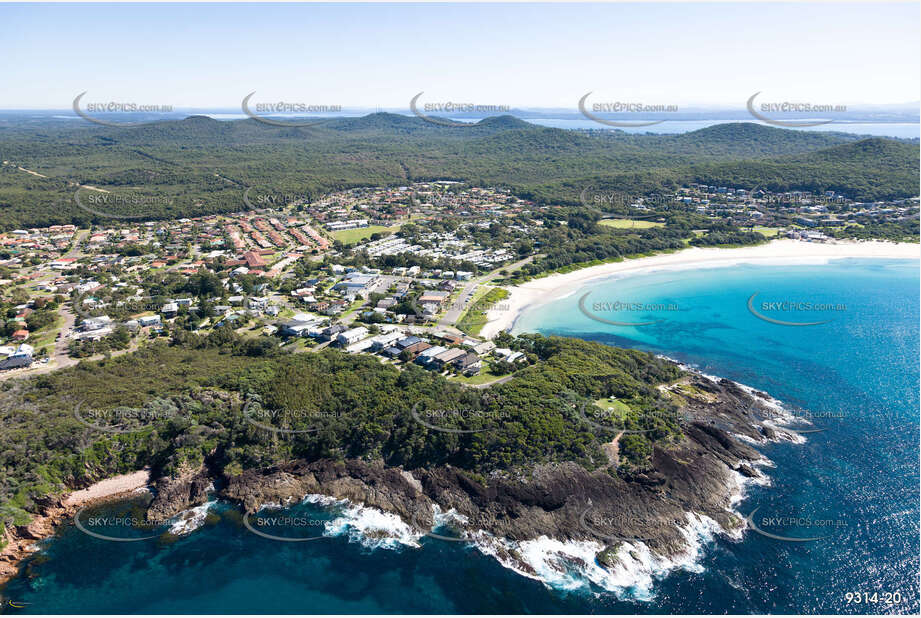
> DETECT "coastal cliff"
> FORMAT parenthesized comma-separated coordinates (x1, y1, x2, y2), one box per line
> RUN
(0, 338, 802, 586)
(144, 372, 795, 572)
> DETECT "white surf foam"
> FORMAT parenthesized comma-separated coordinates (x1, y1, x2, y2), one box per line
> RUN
(324, 502, 422, 549)
(471, 511, 721, 601)
(168, 500, 216, 535)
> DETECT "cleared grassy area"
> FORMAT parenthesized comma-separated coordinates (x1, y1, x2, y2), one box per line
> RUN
(457, 287, 509, 336)
(27, 317, 63, 353)
(753, 226, 782, 238)
(449, 370, 507, 386)
(331, 224, 401, 244)
(594, 397, 632, 415)
(599, 218, 665, 229)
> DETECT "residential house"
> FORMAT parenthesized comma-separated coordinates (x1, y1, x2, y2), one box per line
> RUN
(336, 326, 369, 347)
(416, 345, 448, 366)
(431, 347, 466, 369)
(453, 352, 482, 375)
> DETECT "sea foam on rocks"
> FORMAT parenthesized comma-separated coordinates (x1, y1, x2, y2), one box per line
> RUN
(324, 502, 422, 549)
(468, 512, 722, 600)
(169, 500, 217, 535)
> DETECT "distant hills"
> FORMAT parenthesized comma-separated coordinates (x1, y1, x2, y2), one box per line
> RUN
(0, 114, 917, 229)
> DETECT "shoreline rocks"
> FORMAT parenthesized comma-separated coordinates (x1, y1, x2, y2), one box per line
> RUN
(1, 371, 797, 586)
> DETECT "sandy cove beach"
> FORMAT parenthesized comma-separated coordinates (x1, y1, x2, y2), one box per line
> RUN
(62, 469, 152, 507)
(480, 239, 920, 339)
(0, 469, 151, 584)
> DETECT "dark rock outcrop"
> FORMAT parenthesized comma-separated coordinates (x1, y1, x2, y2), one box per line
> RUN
(210, 373, 787, 562)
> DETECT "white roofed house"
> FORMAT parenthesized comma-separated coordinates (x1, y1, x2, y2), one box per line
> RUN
(161, 302, 179, 317)
(369, 330, 404, 351)
(138, 315, 161, 327)
(82, 315, 113, 331)
(336, 326, 369, 347)
(279, 319, 316, 337)
(415, 345, 447, 366)
(431, 347, 466, 369)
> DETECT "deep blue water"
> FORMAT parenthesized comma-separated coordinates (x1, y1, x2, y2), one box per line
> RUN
(3, 258, 918, 614)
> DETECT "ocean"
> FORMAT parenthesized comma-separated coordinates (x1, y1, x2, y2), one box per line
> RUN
(3, 258, 918, 614)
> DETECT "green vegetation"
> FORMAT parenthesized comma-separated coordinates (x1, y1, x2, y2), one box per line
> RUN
(448, 370, 507, 386)
(826, 219, 920, 243)
(594, 397, 632, 415)
(457, 287, 509, 336)
(599, 219, 665, 229)
(752, 226, 782, 238)
(0, 118, 916, 231)
(0, 330, 684, 529)
(331, 224, 400, 244)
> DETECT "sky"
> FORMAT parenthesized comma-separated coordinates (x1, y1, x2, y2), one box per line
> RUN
(0, 2, 918, 109)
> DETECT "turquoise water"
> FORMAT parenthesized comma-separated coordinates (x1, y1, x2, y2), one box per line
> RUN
(4, 258, 918, 614)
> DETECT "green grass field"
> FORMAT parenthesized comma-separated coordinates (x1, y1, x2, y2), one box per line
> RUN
(594, 397, 632, 415)
(457, 287, 509, 336)
(753, 226, 782, 238)
(448, 370, 507, 386)
(599, 218, 665, 229)
(331, 224, 401, 244)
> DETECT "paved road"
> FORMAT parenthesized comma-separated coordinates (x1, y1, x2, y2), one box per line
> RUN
(436, 255, 536, 332)
(0, 308, 77, 382)
(0, 307, 146, 382)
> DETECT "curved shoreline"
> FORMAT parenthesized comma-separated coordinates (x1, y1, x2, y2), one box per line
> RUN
(2, 368, 802, 598)
(0, 470, 151, 585)
(480, 239, 920, 339)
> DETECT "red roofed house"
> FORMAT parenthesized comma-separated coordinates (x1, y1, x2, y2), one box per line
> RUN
(12, 329, 29, 341)
(244, 251, 268, 268)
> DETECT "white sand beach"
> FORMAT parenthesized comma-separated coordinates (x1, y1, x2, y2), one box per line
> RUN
(479, 239, 920, 339)
(62, 469, 151, 507)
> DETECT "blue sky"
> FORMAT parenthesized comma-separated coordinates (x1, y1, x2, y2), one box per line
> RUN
(1, 2, 918, 109)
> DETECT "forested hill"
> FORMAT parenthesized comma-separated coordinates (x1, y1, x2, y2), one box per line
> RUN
(0, 333, 683, 529)
(0, 113, 917, 230)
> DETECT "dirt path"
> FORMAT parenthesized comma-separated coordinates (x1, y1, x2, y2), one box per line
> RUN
(602, 431, 623, 467)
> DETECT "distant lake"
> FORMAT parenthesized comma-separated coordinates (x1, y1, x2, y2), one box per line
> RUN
(524, 118, 921, 138)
